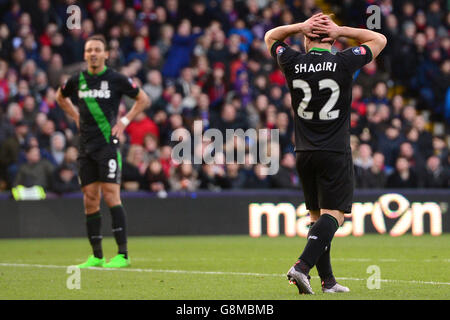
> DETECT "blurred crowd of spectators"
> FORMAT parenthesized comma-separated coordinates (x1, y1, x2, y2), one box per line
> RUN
(0, 0, 449, 195)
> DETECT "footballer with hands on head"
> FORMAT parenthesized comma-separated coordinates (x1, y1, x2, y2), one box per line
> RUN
(265, 13, 386, 294)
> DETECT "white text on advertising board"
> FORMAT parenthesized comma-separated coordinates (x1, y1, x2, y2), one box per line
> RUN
(249, 193, 443, 237)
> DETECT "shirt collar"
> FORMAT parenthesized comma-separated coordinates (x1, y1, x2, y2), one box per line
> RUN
(309, 47, 331, 53)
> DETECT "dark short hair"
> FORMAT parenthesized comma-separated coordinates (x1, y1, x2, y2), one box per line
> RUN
(86, 34, 108, 51)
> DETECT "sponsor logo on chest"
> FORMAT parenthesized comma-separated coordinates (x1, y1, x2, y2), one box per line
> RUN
(79, 81, 111, 99)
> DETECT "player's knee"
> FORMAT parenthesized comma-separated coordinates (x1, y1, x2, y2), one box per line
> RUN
(83, 190, 100, 210)
(102, 189, 120, 207)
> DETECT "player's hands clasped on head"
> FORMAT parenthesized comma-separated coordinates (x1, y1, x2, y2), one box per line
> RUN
(312, 15, 341, 43)
(301, 13, 329, 39)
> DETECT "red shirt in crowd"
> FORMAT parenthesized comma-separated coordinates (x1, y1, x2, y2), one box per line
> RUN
(125, 115, 159, 145)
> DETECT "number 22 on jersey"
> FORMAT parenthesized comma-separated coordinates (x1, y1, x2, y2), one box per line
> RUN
(293, 78, 340, 121)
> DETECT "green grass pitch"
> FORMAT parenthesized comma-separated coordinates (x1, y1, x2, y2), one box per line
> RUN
(0, 235, 449, 300)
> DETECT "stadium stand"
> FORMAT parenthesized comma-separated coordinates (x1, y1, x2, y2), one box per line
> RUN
(0, 0, 448, 195)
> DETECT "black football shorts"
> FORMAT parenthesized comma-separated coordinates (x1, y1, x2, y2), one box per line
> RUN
(78, 144, 122, 187)
(296, 150, 354, 214)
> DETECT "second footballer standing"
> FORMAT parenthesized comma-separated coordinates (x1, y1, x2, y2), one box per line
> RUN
(56, 35, 150, 268)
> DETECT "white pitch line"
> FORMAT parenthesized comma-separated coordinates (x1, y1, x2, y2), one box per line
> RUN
(0, 263, 449, 286)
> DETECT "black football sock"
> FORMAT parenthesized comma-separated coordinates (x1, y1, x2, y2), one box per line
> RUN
(296, 214, 339, 274)
(109, 205, 128, 259)
(308, 221, 336, 287)
(86, 211, 103, 259)
(317, 243, 336, 288)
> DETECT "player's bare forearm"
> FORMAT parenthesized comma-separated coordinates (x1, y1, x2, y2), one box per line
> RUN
(111, 89, 150, 137)
(124, 89, 150, 122)
(338, 27, 387, 59)
(264, 13, 326, 53)
(264, 24, 303, 51)
(56, 88, 80, 127)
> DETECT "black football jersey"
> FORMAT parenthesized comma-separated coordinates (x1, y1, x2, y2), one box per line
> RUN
(60, 66, 139, 154)
(271, 41, 372, 153)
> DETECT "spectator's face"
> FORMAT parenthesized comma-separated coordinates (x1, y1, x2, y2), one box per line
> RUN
(170, 93, 182, 108)
(281, 153, 295, 169)
(363, 60, 377, 74)
(402, 106, 416, 122)
(8, 103, 23, 122)
(16, 124, 28, 137)
(430, 49, 441, 62)
(255, 95, 268, 112)
(178, 20, 191, 37)
(65, 146, 78, 162)
(180, 163, 192, 176)
(213, 67, 224, 79)
(403, 3, 414, 17)
(84, 40, 109, 69)
(414, 33, 427, 49)
(51, 135, 65, 151)
(433, 137, 445, 150)
(400, 143, 413, 158)
(27, 147, 40, 164)
(441, 60, 450, 74)
(415, 12, 426, 26)
(359, 144, 372, 159)
(149, 160, 162, 174)
(18, 80, 29, 96)
(378, 104, 390, 120)
(360, 128, 371, 141)
(170, 114, 183, 129)
(226, 163, 239, 175)
(352, 85, 363, 101)
(42, 120, 55, 136)
(407, 128, 419, 142)
(386, 127, 399, 139)
(386, 14, 397, 30)
(135, 112, 146, 121)
(373, 153, 384, 169)
(427, 156, 440, 172)
(222, 0, 233, 12)
(374, 83, 387, 98)
(254, 164, 268, 179)
(396, 158, 409, 172)
(404, 24, 416, 39)
(95, 9, 107, 26)
(276, 113, 288, 129)
(167, 0, 177, 11)
(60, 169, 74, 182)
(148, 71, 162, 85)
(222, 105, 236, 122)
(142, 0, 154, 11)
(425, 26, 436, 42)
(350, 136, 359, 152)
(430, 1, 440, 12)
(144, 135, 158, 152)
(160, 146, 172, 159)
(134, 37, 145, 52)
(270, 86, 282, 100)
(198, 94, 209, 110)
(181, 68, 193, 82)
(39, 0, 50, 12)
(193, 2, 205, 15)
(392, 95, 404, 112)
(413, 116, 425, 131)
